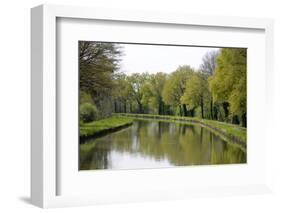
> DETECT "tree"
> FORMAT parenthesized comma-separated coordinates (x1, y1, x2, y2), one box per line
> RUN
(209, 48, 247, 126)
(162, 66, 194, 116)
(199, 51, 219, 119)
(79, 41, 123, 117)
(181, 72, 210, 119)
(141, 72, 167, 114)
(127, 73, 149, 113)
(199, 51, 219, 76)
(112, 73, 131, 113)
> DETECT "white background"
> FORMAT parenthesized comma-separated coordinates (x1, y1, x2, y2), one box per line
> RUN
(0, 0, 280, 212)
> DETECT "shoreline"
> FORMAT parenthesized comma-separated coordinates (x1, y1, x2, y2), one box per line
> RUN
(80, 116, 133, 143)
(116, 113, 246, 151)
(80, 122, 133, 143)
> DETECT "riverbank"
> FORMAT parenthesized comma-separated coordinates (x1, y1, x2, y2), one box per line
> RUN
(80, 116, 133, 142)
(116, 113, 246, 150)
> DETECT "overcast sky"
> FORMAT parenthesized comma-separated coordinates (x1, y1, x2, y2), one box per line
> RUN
(119, 43, 219, 75)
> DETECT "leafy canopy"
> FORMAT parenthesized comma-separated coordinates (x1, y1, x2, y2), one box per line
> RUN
(162, 65, 194, 106)
(209, 48, 246, 116)
(181, 72, 209, 109)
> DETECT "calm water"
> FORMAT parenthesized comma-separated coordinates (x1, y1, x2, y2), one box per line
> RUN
(80, 120, 246, 170)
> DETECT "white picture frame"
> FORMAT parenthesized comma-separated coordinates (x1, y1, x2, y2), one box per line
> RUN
(31, 4, 274, 208)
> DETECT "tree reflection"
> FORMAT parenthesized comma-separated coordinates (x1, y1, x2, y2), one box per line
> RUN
(79, 120, 246, 170)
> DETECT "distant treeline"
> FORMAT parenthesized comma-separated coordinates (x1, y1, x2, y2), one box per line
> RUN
(79, 41, 247, 127)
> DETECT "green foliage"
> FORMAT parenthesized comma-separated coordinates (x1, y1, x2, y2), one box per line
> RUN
(80, 103, 98, 123)
(79, 41, 123, 117)
(181, 73, 209, 108)
(111, 73, 132, 113)
(79, 91, 93, 104)
(78, 41, 246, 127)
(141, 72, 167, 114)
(181, 72, 210, 118)
(126, 73, 150, 113)
(113, 74, 131, 100)
(79, 41, 122, 95)
(209, 48, 247, 118)
(162, 65, 194, 106)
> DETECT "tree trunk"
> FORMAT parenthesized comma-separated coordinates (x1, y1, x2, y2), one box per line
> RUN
(138, 103, 143, 114)
(232, 115, 240, 125)
(214, 105, 218, 120)
(118, 102, 120, 113)
(222, 102, 229, 119)
(114, 101, 117, 113)
(183, 104, 188, 117)
(189, 107, 195, 117)
(130, 103, 133, 113)
(165, 105, 170, 115)
(124, 102, 127, 113)
(158, 102, 162, 115)
(179, 105, 182, 116)
(210, 97, 213, 119)
(200, 97, 204, 119)
(241, 113, 247, 127)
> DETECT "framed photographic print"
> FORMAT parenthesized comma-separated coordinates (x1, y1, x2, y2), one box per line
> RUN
(31, 4, 274, 208)
(78, 42, 247, 171)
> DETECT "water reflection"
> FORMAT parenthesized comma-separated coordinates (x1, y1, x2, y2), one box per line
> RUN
(80, 120, 246, 170)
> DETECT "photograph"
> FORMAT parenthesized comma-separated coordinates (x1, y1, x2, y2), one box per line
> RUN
(79, 41, 247, 170)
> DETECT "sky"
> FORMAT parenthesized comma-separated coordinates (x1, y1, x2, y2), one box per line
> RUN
(119, 43, 219, 75)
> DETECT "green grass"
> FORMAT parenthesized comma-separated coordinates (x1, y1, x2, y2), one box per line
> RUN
(115, 113, 246, 147)
(202, 119, 246, 142)
(80, 116, 133, 138)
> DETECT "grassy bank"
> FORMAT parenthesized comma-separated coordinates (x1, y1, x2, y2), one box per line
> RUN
(80, 116, 133, 141)
(116, 113, 246, 150)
